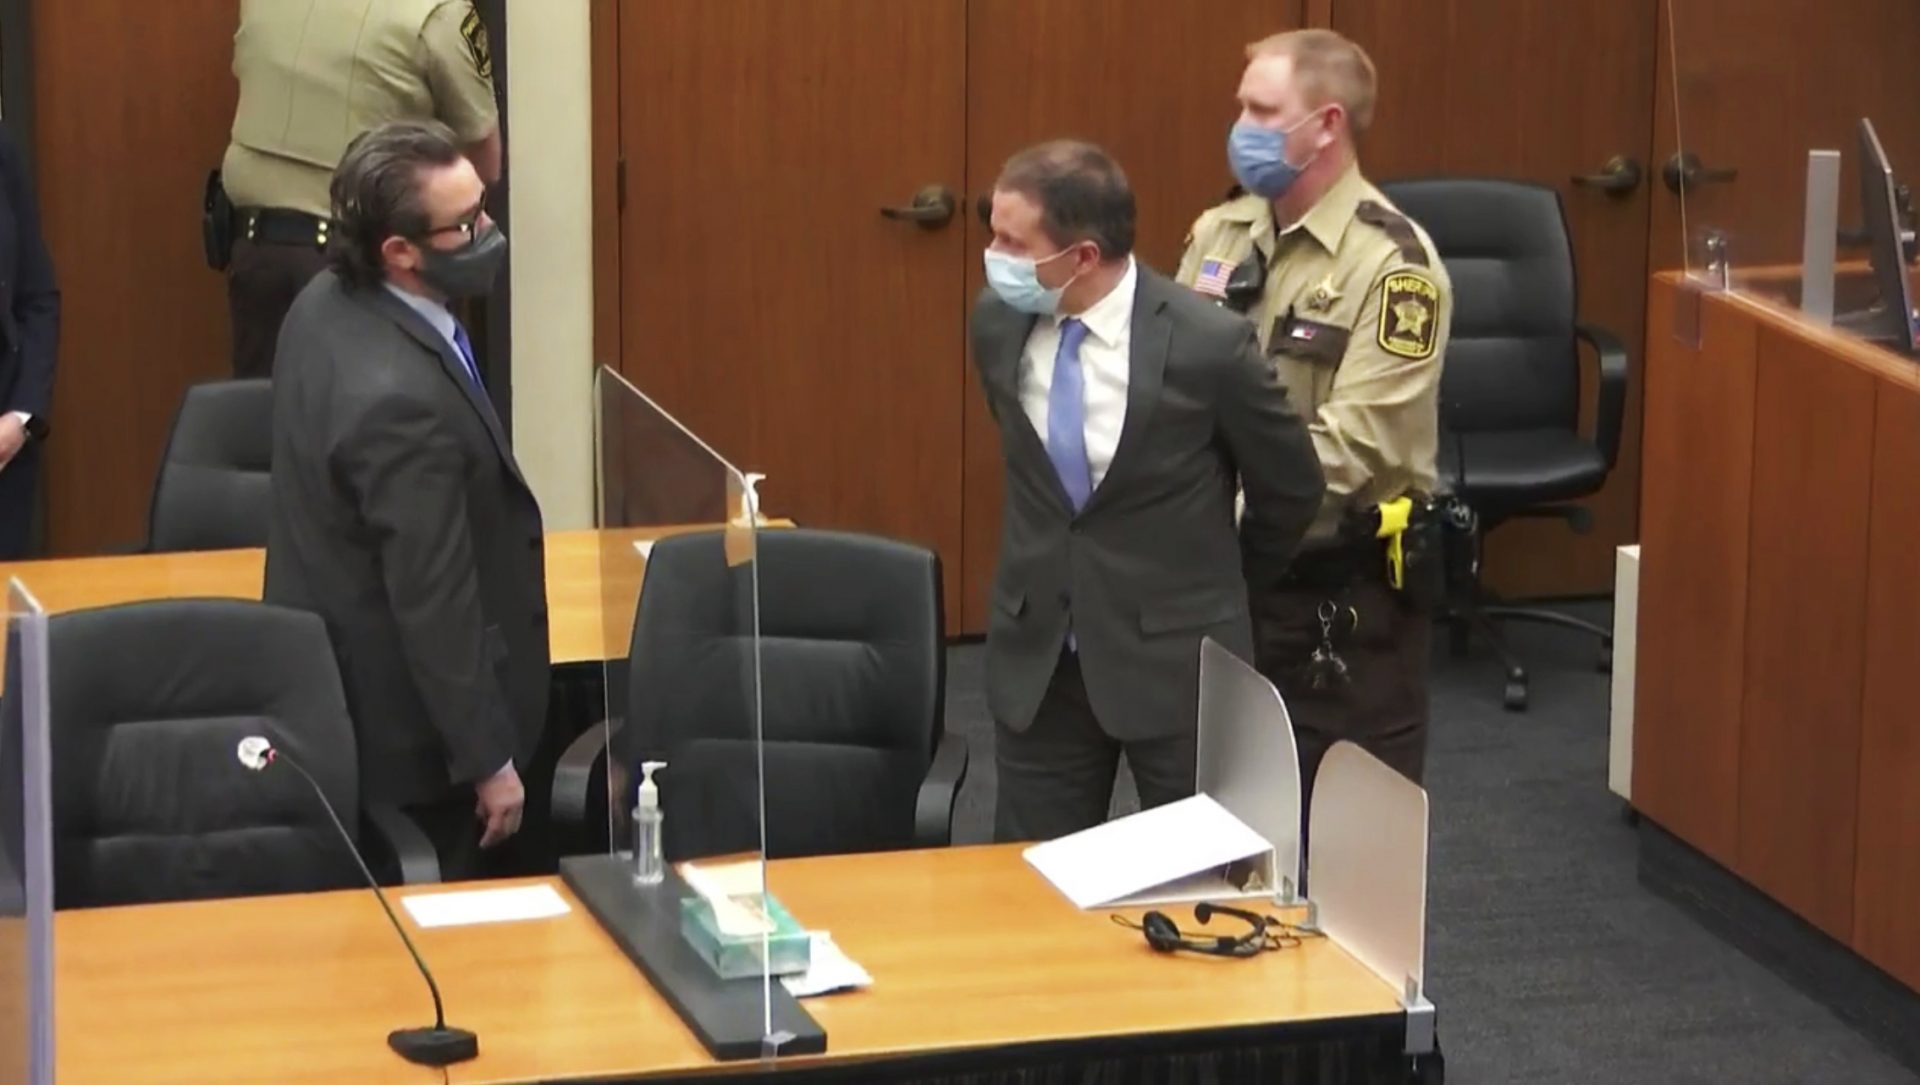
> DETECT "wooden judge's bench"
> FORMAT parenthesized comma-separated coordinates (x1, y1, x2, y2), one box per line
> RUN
(1634, 265, 1920, 1043)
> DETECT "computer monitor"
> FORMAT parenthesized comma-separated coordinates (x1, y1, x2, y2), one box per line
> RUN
(1836, 117, 1919, 354)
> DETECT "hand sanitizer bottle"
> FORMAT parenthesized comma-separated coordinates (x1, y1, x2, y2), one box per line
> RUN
(632, 760, 667, 886)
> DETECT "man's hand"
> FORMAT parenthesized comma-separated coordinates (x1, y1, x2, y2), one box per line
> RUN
(474, 762, 525, 848)
(0, 414, 26, 471)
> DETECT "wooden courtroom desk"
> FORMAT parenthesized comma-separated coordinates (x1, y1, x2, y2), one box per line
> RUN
(0, 524, 782, 666)
(54, 845, 1405, 1085)
(1636, 270, 1920, 996)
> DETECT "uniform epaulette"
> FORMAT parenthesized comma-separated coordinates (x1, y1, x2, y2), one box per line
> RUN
(1354, 200, 1430, 268)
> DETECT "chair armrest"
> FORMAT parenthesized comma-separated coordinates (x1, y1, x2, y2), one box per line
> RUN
(1575, 322, 1630, 471)
(552, 719, 623, 828)
(913, 732, 969, 849)
(363, 802, 442, 886)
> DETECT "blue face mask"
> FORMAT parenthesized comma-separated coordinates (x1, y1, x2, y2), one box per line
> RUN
(1228, 114, 1322, 200)
(983, 247, 1077, 315)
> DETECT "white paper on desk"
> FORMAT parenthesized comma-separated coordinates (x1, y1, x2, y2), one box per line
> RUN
(401, 884, 571, 928)
(633, 539, 654, 559)
(1023, 793, 1271, 910)
(781, 932, 873, 998)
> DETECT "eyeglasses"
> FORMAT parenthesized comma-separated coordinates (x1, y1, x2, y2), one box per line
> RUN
(416, 206, 485, 244)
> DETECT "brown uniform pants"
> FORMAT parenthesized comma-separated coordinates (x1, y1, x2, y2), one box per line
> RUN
(1253, 576, 1430, 816)
(227, 237, 329, 379)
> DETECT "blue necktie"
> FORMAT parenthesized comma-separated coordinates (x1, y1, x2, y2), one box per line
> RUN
(450, 321, 484, 390)
(1047, 318, 1093, 512)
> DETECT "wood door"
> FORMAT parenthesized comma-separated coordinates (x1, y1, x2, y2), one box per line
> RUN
(1330, 0, 1659, 598)
(1651, 0, 1920, 274)
(34, 0, 240, 552)
(957, 0, 1306, 634)
(613, 0, 968, 622)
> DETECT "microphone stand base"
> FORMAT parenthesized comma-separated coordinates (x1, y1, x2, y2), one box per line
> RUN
(388, 1025, 479, 1066)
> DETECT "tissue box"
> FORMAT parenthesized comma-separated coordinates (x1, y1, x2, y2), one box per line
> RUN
(679, 893, 812, 979)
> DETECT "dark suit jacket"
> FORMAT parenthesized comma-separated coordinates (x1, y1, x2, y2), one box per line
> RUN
(264, 272, 549, 807)
(0, 122, 59, 423)
(971, 263, 1324, 742)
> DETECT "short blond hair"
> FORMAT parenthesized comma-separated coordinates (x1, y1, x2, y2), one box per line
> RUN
(1245, 29, 1377, 134)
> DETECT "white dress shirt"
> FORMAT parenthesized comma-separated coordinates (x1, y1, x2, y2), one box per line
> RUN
(1019, 257, 1136, 490)
(383, 282, 471, 375)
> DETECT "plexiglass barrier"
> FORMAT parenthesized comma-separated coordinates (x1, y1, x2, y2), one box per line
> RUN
(1667, 0, 1920, 352)
(1196, 638, 1302, 902)
(1307, 741, 1428, 1002)
(1, 580, 54, 1084)
(587, 366, 777, 1046)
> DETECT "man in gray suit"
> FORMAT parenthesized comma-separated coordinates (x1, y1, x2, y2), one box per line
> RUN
(265, 121, 547, 879)
(973, 140, 1324, 842)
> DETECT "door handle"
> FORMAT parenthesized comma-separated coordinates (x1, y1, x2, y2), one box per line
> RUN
(1662, 151, 1738, 196)
(879, 184, 957, 229)
(1570, 155, 1643, 195)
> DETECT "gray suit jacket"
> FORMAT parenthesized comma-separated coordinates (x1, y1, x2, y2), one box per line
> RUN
(264, 272, 549, 807)
(971, 264, 1324, 742)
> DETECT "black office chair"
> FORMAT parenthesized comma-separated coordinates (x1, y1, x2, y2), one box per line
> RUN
(145, 379, 273, 552)
(47, 599, 439, 906)
(1379, 178, 1628, 711)
(553, 528, 967, 859)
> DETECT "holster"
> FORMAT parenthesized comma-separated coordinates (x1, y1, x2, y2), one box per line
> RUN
(202, 169, 235, 272)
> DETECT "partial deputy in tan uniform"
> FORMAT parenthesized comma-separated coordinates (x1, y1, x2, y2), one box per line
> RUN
(1176, 29, 1450, 802)
(220, 0, 502, 379)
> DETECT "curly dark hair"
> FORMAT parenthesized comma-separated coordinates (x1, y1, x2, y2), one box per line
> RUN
(327, 120, 464, 288)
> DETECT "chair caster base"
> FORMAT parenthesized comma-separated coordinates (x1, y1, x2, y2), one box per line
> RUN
(1503, 678, 1529, 712)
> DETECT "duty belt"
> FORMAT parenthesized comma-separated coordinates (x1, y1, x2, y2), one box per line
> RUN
(240, 208, 331, 249)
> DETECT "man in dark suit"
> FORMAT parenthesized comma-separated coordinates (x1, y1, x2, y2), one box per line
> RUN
(973, 140, 1325, 842)
(265, 120, 546, 878)
(0, 121, 61, 560)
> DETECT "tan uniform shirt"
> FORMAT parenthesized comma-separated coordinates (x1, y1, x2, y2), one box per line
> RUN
(1176, 164, 1451, 541)
(222, 0, 499, 217)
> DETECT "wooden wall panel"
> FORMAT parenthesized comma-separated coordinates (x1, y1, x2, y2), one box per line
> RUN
(1631, 277, 1753, 866)
(1853, 377, 1920, 989)
(1333, 0, 1658, 598)
(34, 0, 239, 552)
(958, 0, 1304, 633)
(1736, 321, 1876, 941)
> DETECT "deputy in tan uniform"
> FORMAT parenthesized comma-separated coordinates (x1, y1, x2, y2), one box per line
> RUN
(1176, 29, 1450, 798)
(219, 0, 502, 379)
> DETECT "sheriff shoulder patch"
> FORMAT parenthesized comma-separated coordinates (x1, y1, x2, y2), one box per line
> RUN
(461, 5, 493, 80)
(1377, 272, 1439, 360)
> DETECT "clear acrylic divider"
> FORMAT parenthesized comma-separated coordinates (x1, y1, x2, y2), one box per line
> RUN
(1196, 638, 1303, 902)
(586, 366, 774, 1047)
(2, 580, 54, 1084)
(1306, 741, 1428, 1006)
(1668, 0, 1920, 352)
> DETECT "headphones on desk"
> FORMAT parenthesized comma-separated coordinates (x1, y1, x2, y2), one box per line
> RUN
(1112, 903, 1313, 959)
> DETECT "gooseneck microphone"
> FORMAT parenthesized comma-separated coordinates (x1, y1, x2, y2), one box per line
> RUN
(236, 736, 479, 1067)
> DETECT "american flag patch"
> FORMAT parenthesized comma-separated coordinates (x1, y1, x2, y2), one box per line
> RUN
(1193, 257, 1235, 298)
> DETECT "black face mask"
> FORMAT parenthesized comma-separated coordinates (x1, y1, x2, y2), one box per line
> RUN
(416, 223, 508, 299)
